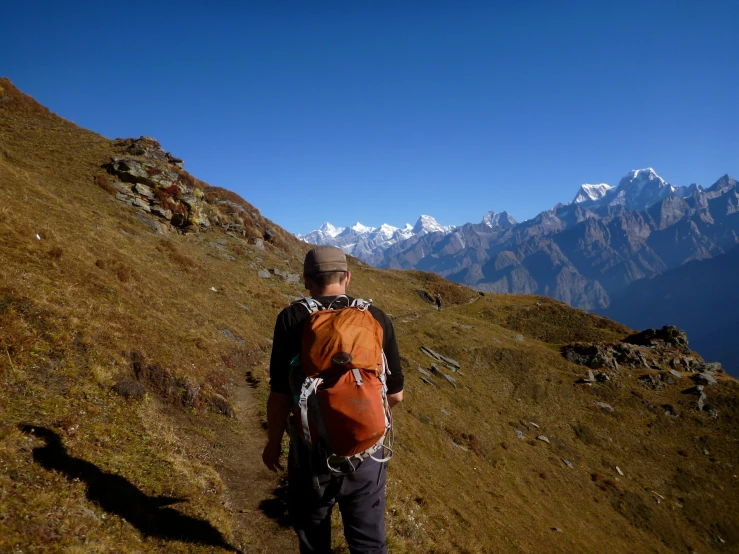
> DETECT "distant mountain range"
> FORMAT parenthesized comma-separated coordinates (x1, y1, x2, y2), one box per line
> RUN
(603, 244, 739, 374)
(299, 168, 738, 370)
(299, 168, 738, 311)
(298, 214, 455, 261)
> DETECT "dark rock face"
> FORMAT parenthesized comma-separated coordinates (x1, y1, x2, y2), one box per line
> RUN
(374, 175, 739, 313)
(562, 344, 615, 369)
(624, 326, 689, 349)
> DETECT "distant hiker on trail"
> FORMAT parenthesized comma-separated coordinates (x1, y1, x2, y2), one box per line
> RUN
(435, 293, 442, 311)
(262, 245, 404, 554)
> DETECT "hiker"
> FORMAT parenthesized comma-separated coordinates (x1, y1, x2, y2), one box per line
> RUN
(435, 293, 442, 311)
(262, 245, 404, 554)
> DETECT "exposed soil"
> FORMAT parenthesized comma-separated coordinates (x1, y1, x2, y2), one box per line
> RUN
(174, 370, 297, 554)
(217, 374, 296, 553)
(217, 376, 298, 553)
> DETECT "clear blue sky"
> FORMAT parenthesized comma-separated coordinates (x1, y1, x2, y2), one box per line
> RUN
(3, 1, 737, 234)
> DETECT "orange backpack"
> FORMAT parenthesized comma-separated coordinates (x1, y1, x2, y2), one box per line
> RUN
(291, 296, 393, 471)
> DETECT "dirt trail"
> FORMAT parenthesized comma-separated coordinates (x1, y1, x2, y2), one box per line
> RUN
(210, 374, 297, 554)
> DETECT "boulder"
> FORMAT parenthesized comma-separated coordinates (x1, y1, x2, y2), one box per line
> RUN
(133, 183, 155, 198)
(624, 326, 689, 349)
(150, 206, 172, 220)
(207, 393, 235, 418)
(107, 156, 180, 190)
(135, 214, 167, 235)
(693, 372, 718, 387)
(562, 344, 615, 369)
(132, 197, 151, 212)
(258, 269, 271, 279)
(112, 380, 146, 399)
(115, 192, 133, 205)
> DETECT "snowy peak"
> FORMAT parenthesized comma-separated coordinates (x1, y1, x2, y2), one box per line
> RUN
(412, 215, 455, 236)
(568, 169, 695, 212)
(482, 210, 517, 229)
(573, 183, 613, 204)
(349, 222, 375, 234)
(617, 168, 665, 189)
(610, 168, 694, 210)
(298, 215, 453, 261)
(318, 222, 344, 238)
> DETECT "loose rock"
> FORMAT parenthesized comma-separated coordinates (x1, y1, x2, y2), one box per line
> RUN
(112, 380, 146, 399)
(694, 372, 718, 387)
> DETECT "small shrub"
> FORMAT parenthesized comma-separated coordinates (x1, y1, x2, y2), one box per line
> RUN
(94, 175, 116, 195)
(572, 423, 599, 446)
(116, 264, 132, 282)
(47, 246, 63, 259)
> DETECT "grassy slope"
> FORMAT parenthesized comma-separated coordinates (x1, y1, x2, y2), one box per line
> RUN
(1, 79, 738, 553)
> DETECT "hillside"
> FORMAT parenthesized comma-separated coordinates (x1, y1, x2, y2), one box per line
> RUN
(1, 79, 738, 554)
(603, 245, 739, 377)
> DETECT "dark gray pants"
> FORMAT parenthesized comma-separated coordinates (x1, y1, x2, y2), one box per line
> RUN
(288, 453, 388, 554)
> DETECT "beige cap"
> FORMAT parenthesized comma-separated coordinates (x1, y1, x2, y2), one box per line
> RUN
(303, 245, 348, 275)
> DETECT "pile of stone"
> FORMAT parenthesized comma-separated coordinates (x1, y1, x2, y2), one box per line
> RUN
(103, 137, 264, 240)
(113, 136, 184, 167)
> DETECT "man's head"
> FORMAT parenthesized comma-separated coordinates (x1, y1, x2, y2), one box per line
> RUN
(303, 245, 350, 295)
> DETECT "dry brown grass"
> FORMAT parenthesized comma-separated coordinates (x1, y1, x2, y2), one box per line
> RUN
(1, 77, 738, 554)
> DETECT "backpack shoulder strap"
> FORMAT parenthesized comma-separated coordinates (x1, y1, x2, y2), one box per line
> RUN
(350, 298, 373, 311)
(292, 296, 324, 314)
(326, 294, 350, 310)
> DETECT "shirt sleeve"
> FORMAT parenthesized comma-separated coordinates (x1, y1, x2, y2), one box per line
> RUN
(376, 310, 404, 395)
(269, 309, 293, 395)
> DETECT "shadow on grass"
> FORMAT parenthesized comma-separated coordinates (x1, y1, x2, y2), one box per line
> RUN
(20, 424, 241, 553)
(258, 484, 291, 528)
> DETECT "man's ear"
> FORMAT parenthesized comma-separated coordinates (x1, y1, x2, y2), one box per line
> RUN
(344, 271, 351, 289)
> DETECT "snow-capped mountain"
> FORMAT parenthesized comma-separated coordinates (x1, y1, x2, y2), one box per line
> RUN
(299, 168, 715, 265)
(573, 183, 613, 203)
(297, 215, 452, 260)
(412, 214, 455, 236)
(574, 168, 700, 211)
(481, 210, 517, 229)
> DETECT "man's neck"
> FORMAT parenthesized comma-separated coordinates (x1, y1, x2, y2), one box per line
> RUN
(309, 285, 347, 297)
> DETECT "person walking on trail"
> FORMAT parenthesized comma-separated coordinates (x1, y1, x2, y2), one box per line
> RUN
(435, 293, 442, 311)
(262, 245, 404, 554)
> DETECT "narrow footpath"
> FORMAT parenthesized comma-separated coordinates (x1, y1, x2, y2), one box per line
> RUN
(208, 372, 298, 553)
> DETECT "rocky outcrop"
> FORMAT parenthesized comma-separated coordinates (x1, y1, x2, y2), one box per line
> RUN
(102, 137, 268, 242)
(623, 326, 689, 350)
(563, 327, 726, 413)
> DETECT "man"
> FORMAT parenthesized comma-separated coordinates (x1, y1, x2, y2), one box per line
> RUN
(262, 245, 404, 554)
(435, 293, 442, 311)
